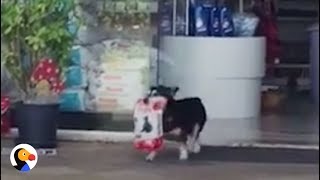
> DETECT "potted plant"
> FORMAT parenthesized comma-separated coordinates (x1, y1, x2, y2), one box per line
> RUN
(1, 0, 80, 148)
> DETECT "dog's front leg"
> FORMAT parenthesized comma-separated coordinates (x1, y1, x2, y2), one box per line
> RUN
(179, 143, 189, 160)
(145, 151, 157, 162)
(178, 133, 189, 160)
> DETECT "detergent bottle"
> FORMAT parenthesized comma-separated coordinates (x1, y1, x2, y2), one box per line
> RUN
(219, 2, 235, 36)
(193, 0, 214, 36)
(210, 1, 221, 36)
(188, 0, 197, 36)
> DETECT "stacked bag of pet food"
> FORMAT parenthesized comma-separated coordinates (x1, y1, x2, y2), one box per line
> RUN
(58, 11, 90, 112)
(86, 40, 150, 113)
(59, 45, 90, 112)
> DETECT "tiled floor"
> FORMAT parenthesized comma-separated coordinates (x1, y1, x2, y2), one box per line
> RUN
(259, 92, 319, 144)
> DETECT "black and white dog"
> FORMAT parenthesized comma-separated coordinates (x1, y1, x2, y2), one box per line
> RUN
(144, 86, 207, 161)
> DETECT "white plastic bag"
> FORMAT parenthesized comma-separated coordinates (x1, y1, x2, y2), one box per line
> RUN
(233, 13, 259, 37)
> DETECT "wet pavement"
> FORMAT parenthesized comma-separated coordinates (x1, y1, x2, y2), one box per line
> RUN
(1, 141, 319, 180)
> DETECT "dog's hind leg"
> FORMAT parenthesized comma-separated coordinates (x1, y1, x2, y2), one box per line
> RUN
(178, 132, 189, 160)
(192, 137, 201, 154)
(188, 124, 201, 153)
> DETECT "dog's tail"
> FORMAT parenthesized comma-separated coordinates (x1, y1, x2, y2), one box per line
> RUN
(197, 99, 207, 138)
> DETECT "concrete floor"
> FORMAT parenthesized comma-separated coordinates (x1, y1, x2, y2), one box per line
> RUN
(1, 141, 319, 180)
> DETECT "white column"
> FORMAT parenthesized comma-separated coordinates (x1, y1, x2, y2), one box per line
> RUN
(160, 36, 266, 145)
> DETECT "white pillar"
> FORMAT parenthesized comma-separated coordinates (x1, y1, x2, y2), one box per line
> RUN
(160, 36, 266, 145)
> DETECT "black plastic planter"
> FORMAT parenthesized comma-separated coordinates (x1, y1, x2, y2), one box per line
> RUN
(14, 103, 59, 148)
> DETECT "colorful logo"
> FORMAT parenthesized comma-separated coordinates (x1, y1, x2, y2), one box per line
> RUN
(10, 144, 38, 172)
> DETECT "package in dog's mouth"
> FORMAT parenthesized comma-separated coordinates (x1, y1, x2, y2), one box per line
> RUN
(133, 96, 167, 153)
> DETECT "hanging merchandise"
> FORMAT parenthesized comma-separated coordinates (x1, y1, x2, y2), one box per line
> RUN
(252, 0, 281, 75)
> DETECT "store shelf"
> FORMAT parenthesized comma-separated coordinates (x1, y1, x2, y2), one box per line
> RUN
(278, 17, 317, 22)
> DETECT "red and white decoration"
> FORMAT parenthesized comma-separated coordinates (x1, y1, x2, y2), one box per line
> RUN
(1, 96, 10, 135)
(31, 58, 64, 94)
(133, 96, 167, 153)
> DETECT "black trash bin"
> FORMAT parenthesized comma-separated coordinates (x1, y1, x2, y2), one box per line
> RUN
(14, 103, 59, 148)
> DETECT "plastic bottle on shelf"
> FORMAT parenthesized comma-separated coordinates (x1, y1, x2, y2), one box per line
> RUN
(220, 4, 235, 37)
(211, 1, 221, 36)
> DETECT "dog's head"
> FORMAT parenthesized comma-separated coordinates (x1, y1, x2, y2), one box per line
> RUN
(148, 85, 179, 99)
(142, 85, 179, 104)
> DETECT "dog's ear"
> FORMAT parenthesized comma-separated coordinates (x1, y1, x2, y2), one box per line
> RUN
(148, 86, 158, 96)
(150, 86, 157, 91)
(173, 87, 179, 95)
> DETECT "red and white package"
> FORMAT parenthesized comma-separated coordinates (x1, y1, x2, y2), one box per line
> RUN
(133, 96, 167, 153)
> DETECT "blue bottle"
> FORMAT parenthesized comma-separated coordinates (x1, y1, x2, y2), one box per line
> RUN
(210, 3, 221, 36)
(159, 0, 174, 35)
(220, 5, 234, 37)
(193, 0, 213, 36)
(188, 0, 197, 36)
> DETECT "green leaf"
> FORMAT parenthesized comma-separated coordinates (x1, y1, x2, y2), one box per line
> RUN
(4, 26, 13, 35)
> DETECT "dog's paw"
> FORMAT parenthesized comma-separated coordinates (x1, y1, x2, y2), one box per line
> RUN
(145, 151, 156, 162)
(145, 157, 153, 162)
(179, 150, 189, 161)
(192, 142, 201, 154)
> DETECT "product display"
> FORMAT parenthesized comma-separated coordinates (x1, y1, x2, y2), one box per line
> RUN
(60, 89, 86, 112)
(193, 1, 212, 36)
(159, 0, 174, 35)
(219, 5, 235, 36)
(90, 39, 150, 113)
(233, 13, 259, 37)
(211, 4, 221, 36)
(65, 66, 88, 88)
(162, 0, 239, 37)
(59, 0, 153, 113)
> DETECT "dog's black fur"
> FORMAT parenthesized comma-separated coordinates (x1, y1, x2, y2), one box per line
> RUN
(144, 85, 207, 161)
(163, 97, 207, 141)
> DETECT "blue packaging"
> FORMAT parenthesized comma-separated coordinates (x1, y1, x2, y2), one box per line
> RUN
(59, 89, 86, 112)
(159, 0, 173, 35)
(210, 3, 234, 37)
(220, 6, 234, 37)
(65, 66, 87, 88)
(193, 0, 213, 36)
(70, 46, 81, 65)
(211, 4, 221, 36)
(188, 0, 197, 35)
